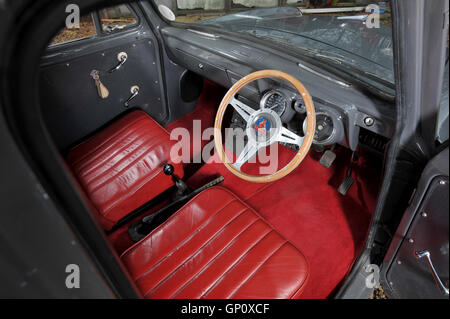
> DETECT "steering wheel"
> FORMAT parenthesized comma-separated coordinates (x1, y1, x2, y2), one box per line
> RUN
(214, 70, 316, 183)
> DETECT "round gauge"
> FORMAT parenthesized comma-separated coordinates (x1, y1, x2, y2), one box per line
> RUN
(303, 111, 336, 144)
(293, 99, 306, 114)
(314, 113, 334, 142)
(260, 91, 287, 116)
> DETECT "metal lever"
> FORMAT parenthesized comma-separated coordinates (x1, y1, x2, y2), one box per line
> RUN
(104, 24, 120, 33)
(124, 85, 139, 108)
(109, 52, 128, 73)
(415, 250, 449, 295)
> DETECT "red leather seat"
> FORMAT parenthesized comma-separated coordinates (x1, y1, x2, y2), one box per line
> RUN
(67, 111, 183, 231)
(121, 187, 309, 299)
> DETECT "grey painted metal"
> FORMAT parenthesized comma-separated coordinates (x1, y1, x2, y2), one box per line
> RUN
(393, 0, 449, 158)
(382, 148, 449, 299)
(0, 113, 115, 298)
(437, 62, 449, 144)
(140, 1, 199, 124)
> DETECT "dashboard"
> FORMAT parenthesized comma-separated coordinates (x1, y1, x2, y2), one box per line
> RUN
(162, 26, 395, 153)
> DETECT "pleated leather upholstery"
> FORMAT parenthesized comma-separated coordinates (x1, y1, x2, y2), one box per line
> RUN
(67, 111, 183, 230)
(121, 187, 309, 299)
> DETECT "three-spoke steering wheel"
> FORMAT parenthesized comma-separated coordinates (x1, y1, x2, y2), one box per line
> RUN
(214, 70, 316, 183)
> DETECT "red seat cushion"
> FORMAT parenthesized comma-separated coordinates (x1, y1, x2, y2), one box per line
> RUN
(121, 187, 309, 299)
(67, 111, 183, 231)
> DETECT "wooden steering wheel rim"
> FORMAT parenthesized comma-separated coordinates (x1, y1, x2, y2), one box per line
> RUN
(214, 70, 316, 183)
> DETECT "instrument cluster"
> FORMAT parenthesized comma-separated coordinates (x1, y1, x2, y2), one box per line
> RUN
(260, 88, 346, 147)
(231, 88, 347, 148)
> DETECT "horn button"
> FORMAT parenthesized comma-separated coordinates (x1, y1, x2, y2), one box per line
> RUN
(246, 109, 282, 146)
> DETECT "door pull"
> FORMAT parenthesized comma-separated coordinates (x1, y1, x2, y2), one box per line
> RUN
(90, 70, 109, 99)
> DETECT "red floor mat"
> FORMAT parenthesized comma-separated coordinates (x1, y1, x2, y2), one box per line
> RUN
(187, 146, 381, 299)
(165, 80, 226, 179)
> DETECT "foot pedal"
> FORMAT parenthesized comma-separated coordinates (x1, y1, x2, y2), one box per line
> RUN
(320, 150, 337, 168)
(338, 176, 354, 195)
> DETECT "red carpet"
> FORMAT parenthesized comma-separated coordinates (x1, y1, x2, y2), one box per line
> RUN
(165, 80, 226, 179)
(187, 146, 381, 298)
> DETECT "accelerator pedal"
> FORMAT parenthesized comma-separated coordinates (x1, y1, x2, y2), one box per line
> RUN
(338, 175, 354, 195)
(338, 151, 358, 196)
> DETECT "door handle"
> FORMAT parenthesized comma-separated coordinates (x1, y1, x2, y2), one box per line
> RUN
(109, 52, 128, 73)
(415, 250, 449, 295)
(124, 85, 139, 108)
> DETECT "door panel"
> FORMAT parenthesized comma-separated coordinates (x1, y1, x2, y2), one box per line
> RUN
(39, 4, 167, 151)
(381, 148, 449, 299)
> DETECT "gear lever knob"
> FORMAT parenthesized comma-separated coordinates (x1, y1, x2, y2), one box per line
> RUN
(163, 164, 174, 176)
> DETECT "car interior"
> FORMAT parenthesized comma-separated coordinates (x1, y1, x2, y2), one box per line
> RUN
(37, 1, 398, 299)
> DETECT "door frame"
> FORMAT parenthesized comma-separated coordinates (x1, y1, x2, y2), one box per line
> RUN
(336, 0, 449, 298)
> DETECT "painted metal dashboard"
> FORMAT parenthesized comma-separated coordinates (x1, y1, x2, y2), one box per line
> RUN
(162, 26, 395, 151)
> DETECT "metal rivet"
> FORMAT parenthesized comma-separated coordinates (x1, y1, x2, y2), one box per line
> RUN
(397, 260, 402, 265)
(408, 238, 414, 244)
(66, 63, 70, 67)
(440, 180, 447, 185)
(389, 281, 394, 286)
(198, 63, 204, 69)
(155, 81, 158, 84)
(421, 212, 428, 218)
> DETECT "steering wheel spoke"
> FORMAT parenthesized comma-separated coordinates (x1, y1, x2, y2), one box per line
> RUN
(233, 141, 261, 170)
(277, 127, 304, 147)
(229, 97, 256, 122)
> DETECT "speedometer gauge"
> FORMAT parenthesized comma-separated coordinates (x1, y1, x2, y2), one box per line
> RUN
(260, 91, 287, 116)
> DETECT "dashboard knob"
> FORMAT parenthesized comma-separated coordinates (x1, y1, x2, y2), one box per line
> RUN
(293, 100, 306, 114)
(364, 117, 375, 127)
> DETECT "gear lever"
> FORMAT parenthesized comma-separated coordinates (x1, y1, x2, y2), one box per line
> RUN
(163, 164, 189, 197)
